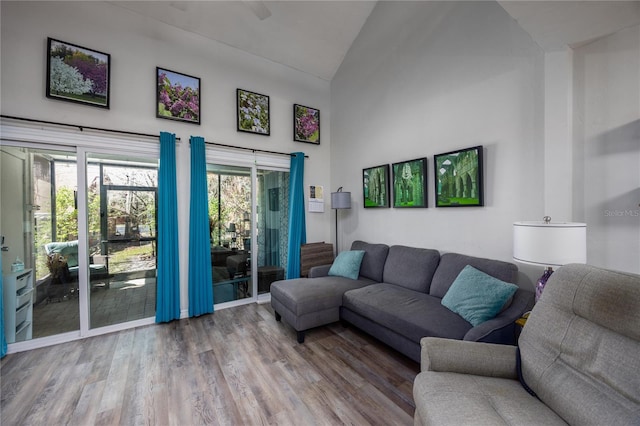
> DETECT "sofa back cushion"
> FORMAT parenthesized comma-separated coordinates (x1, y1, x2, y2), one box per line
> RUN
(350, 241, 389, 282)
(519, 264, 640, 425)
(382, 245, 440, 293)
(429, 253, 517, 298)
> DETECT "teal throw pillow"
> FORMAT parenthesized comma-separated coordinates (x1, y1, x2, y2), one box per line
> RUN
(441, 265, 518, 327)
(328, 250, 366, 280)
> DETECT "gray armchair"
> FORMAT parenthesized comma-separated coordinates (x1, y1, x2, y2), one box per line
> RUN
(413, 264, 640, 425)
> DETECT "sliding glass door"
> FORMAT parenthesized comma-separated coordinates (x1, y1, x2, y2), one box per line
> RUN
(1, 146, 81, 340)
(255, 169, 288, 295)
(208, 164, 252, 304)
(1, 142, 158, 345)
(206, 161, 289, 306)
(86, 154, 158, 329)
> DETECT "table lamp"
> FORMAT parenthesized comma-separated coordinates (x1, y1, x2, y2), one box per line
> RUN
(513, 216, 586, 302)
(331, 187, 351, 256)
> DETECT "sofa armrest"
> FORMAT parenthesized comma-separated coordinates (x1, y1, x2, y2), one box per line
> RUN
(309, 264, 332, 278)
(463, 288, 534, 343)
(420, 337, 518, 379)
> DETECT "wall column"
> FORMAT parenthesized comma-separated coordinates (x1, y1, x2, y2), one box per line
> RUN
(543, 48, 574, 221)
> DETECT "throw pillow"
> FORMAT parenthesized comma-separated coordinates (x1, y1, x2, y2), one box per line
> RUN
(328, 250, 366, 280)
(441, 265, 518, 327)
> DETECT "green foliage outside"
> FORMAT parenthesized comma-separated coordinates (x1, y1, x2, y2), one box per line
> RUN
(208, 173, 251, 247)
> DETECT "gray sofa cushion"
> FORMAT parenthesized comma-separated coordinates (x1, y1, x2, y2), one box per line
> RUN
(343, 283, 472, 343)
(382, 245, 440, 293)
(429, 253, 518, 298)
(271, 276, 370, 315)
(414, 370, 568, 426)
(350, 240, 389, 282)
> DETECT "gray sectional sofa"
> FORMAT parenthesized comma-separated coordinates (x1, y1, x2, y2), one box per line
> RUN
(271, 241, 534, 362)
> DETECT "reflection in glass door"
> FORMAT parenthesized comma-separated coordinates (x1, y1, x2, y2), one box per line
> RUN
(207, 164, 252, 305)
(206, 163, 289, 305)
(256, 169, 289, 295)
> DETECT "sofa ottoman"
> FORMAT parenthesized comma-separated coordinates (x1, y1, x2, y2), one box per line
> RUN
(270, 276, 371, 343)
(271, 241, 390, 343)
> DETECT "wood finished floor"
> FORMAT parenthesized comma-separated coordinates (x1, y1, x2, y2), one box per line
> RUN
(1, 303, 419, 425)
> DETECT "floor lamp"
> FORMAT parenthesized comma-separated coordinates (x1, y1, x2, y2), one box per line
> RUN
(331, 187, 351, 256)
(513, 216, 586, 302)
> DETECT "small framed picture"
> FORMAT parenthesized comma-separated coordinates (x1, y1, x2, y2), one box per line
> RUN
(157, 67, 200, 124)
(237, 89, 270, 136)
(46, 38, 111, 109)
(392, 158, 428, 208)
(293, 104, 320, 144)
(434, 145, 484, 207)
(363, 164, 390, 208)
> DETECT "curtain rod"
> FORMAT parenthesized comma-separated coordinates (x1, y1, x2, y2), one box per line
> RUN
(0, 114, 181, 141)
(202, 140, 309, 158)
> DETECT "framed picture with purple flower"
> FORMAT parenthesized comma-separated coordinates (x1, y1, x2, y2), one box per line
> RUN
(237, 89, 270, 136)
(46, 38, 110, 109)
(293, 104, 320, 144)
(156, 67, 200, 124)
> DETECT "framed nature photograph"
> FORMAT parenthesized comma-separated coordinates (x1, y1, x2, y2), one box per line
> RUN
(293, 104, 320, 144)
(363, 164, 390, 208)
(434, 145, 484, 207)
(157, 67, 200, 124)
(392, 157, 428, 208)
(237, 89, 270, 135)
(46, 38, 110, 108)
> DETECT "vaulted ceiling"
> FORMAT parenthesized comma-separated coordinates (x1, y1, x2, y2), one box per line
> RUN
(109, 1, 640, 81)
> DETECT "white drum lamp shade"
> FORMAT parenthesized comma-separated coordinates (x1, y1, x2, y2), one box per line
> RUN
(513, 221, 587, 267)
(514, 219, 586, 302)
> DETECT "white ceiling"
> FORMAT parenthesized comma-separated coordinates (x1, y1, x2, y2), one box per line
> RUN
(108, 1, 377, 81)
(108, 1, 640, 81)
(498, 1, 640, 50)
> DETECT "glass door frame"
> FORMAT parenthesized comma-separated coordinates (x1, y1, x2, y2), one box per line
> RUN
(78, 147, 159, 335)
(1, 124, 160, 354)
(205, 148, 290, 308)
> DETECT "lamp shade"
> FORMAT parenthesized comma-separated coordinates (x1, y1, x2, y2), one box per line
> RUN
(513, 221, 586, 267)
(331, 191, 351, 209)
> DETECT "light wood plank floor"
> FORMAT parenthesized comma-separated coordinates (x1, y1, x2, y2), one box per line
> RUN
(1, 303, 419, 425)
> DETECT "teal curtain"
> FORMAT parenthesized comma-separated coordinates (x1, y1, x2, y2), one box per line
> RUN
(1, 251, 6, 358)
(156, 132, 181, 323)
(188, 136, 213, 316)
(286, 152, 306, 279)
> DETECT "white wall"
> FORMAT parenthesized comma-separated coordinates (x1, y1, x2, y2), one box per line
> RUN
(331, 1, 545, 284)
(1, 1, 334, 306)
(3, 0, 636, 289)
(543, 49, 575, 221)
(573, 25, 640, 274)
